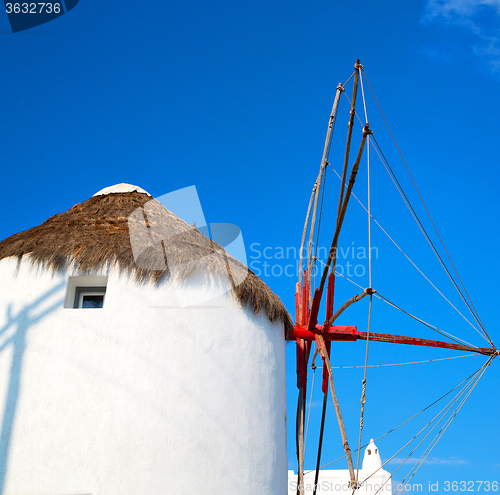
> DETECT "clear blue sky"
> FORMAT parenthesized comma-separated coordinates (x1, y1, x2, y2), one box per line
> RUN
(1, 0, 499, 491)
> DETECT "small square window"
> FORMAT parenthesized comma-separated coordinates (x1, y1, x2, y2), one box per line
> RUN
(64, 276, 108, 309)
(81, 294, 104, 308)
(74, 287, 106, 309)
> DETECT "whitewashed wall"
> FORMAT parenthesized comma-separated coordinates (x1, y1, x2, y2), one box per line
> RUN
(288, 439, 392, 495)
(0, 256, 287, 494)
(287, 469, 393, 495)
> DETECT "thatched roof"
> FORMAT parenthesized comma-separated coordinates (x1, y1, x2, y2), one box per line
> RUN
(0, 189, 292, 333)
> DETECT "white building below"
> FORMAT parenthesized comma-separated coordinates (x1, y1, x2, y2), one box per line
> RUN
(288, 439, 392, 495)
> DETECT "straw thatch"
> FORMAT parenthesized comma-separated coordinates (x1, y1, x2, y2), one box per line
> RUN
(0, 191, 292, 333)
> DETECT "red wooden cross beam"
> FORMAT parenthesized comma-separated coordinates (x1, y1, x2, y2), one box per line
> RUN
(288, 323, 498, 357)
(292, 273, 497, 357)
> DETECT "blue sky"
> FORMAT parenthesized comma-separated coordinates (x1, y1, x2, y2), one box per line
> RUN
(1, 0, 499, 491)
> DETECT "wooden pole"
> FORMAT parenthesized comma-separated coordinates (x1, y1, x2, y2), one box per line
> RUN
(316, 334, 358, 488)
(313, 272, 335, 495)
(312, 392, 328, 495)
(297, 83, 343, 490)
(327, 288, 373, 326)
(336, 60, 361, 228)
(296, 387, 306, 494)
(298, 186, 316, 287)
(318, 123, 372, 295)
(307, 84, 344, 296)
(296, 280, 310, 494)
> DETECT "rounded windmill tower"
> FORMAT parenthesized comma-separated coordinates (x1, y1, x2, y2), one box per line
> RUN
(0, 184, 291, 494)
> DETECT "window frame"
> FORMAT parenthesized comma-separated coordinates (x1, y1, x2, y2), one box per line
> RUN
(74, 286, 106, 309)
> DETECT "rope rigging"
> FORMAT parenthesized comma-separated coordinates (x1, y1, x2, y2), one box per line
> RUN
(304, 357, 492, 475)
(362, 69, 491, 345)
(341, 87, 490, 343)
(296, 81, 345, 493)
(327, 160, 483, 339)
(355, 132, 372, 489)
(326, 353, 478, 369)
(391, 359, 491, 495)
(293, 59, 496, 495)
(315, 254, 477, 350)
(365, 356, 493, 495)
(379, 360, 487, 477)
(371, 134, 490, 344)
(313, 162, 327, 292)
(304, 359, 490, 483)
(375, 293, 478, 348)
(359, 69, 369, 125)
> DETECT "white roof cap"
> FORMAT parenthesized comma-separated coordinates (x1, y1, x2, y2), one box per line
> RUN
(362, 438, 382, 472)
(93, 183, 150, 197)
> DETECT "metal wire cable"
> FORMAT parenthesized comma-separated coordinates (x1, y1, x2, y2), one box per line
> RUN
(362, 68, 488, 340)
(327, 162, 480, 337)
(313, 166, 327, 291)
(376, 293, 478, 349)
(341, 89, 487, 342)
(362, 69, 490, 345)
(373, 357, 492, 495)
(328, 354, 477, 369)
(315, 257, 366, 290)
(304, 348, 316, 456)
(359, 70, 369, 125)
(392, 358, 492, 494)
(315, 256, 476, 348)
(303, 72, 494, 490)
(343, 71, 356, 88)
(371, 135, 489, 344)
(356, 136, 373, 485)
(304, 359, 490, 474)
(362, 359, 491, 493)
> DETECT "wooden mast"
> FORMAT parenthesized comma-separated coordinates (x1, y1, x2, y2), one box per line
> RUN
(295, 60, 371, 491)
(296, 79, 344, 494)
(307, 83, 344, 298)
(314, 123, 372, 488)
(336, 60, 361, 232)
